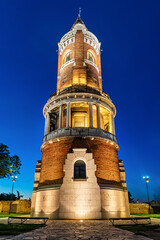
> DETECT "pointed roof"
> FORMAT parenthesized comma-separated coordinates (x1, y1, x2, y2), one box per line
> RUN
(71, 15, 87, 30)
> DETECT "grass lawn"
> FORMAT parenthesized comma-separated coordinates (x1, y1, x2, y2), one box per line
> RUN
(0, 213, 30, 218)
(131, 214, 160, 218)
(0, 223, 43, 235)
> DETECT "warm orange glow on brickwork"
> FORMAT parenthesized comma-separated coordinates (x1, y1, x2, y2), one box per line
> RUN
(31, 16, 130, 219)
(39, 138, 120, 187)
(57, 28, 102, 93)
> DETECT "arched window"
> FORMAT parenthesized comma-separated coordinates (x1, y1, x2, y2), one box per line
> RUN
(63, 51, 71, 65)
(74, 160, 86, 179)
(87, 50, 95, 63)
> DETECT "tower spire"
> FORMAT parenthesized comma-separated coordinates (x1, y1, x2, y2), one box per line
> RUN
(70, 11, 87, 30)
(78, 7, 81, 17)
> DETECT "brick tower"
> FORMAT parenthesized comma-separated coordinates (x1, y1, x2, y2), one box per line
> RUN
(31, 15, 130, 219)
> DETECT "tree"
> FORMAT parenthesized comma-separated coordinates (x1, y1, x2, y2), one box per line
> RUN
(0, 144, 11, 178)
(0, 143, 21, 179)
(16, 190, 23, 200)
(128, 191, 135, 203)
(0, 193, 17, 201)
(10, 155, 21, 175)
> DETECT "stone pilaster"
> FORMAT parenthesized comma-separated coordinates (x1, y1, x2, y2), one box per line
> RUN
(44, 112, 50, 135)
(89, 103, 93, 128)
(97, 104, 101, 128)
(66, 102, 70, 128)
(59, 105, 62, 129)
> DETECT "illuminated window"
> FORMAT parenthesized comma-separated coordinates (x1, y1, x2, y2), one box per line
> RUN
(63, 51, 71, 65)
(72, 112, 88, 127)
(100, 106, 110, 132)
(87, 51, 95, 63)
(74, 160, 86, 179)
(92, 104, 97, 128)
(71, 102, 89, 127)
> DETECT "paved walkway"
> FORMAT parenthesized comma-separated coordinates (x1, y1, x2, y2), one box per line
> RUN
(4, 220, 151, 240)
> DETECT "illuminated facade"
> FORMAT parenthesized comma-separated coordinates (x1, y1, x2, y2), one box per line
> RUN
(31, 15, 130, 219)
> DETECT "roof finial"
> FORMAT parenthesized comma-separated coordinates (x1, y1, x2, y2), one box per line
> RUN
(78, 7, 81, 18)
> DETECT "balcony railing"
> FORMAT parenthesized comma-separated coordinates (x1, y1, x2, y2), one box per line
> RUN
(43, 127, 117, 143)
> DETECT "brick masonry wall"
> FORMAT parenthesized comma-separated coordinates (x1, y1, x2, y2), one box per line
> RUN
(39, 137, 121, 187)
(0, 200, 31, 213)
(84, 43, 100, 90)
(11, 200, 31, 213)
(0, 201, 10, 213)
(86, 63, 99, 89)
(75, 30, 84, 67)
(60, 63, 73, 89)
(129, 203, 153, 214)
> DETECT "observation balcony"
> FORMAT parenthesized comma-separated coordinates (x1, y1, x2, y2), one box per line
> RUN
(43, 127, 117, 143)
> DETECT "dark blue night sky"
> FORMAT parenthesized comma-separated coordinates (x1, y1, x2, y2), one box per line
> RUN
(0, 0, 160, 201)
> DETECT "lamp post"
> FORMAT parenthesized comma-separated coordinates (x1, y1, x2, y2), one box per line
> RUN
(9, 175, 17, 214)
(143, 176, 150, 214)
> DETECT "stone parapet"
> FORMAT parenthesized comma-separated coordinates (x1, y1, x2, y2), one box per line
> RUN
(129, 203, 153, 214)
(43, 127, 117, 143)
(0, 200, 31, 213)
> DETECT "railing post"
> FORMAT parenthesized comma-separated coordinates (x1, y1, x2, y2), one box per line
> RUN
(59, 105, 62, 129)
(66, 102, 70, 128)
(89, 103, 93, 128)
(97, 104, 101, 129)
(111, 112, 115, 135)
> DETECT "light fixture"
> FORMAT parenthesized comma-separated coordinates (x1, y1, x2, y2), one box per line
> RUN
(142, 175, 150, 214)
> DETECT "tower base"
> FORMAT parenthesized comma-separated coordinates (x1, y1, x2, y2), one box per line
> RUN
(31, 148, 130, 219)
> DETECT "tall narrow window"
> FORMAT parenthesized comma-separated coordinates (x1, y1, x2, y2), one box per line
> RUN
(87, 50, 95, 63)
(74, 160, 86, 179)
(92, 104, 97, 128)
(63, 51, 71, 65)
(100, 106, 110, 132)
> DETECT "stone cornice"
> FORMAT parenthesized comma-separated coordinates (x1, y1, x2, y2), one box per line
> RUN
(43, 92, 116, 117)
(58, 27, 101, 55)
(41, 135, 119, 152)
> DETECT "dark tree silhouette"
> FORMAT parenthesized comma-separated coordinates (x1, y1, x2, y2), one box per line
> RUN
(0, 143, 21, 179)
(0, 193, 17, 201)
(128, 191, 135, 203)
(16, 190, 23, 200)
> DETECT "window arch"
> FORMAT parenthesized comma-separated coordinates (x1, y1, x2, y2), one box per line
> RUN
(87, 50, 95, 64)
(74, 160, 86, 179)
(63, 51, 71, 65)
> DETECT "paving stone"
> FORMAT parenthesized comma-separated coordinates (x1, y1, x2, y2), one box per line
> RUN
(8, 220, 152, 240)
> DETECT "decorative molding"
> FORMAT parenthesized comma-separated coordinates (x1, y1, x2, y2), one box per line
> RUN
(84, 59, 99, 73)
(58, 36, 75, 55)
(84, 35, 100, 54)
(58, 27, 101, 55)
(41, 135, 119, 151)
(60, 59, 75, 73)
